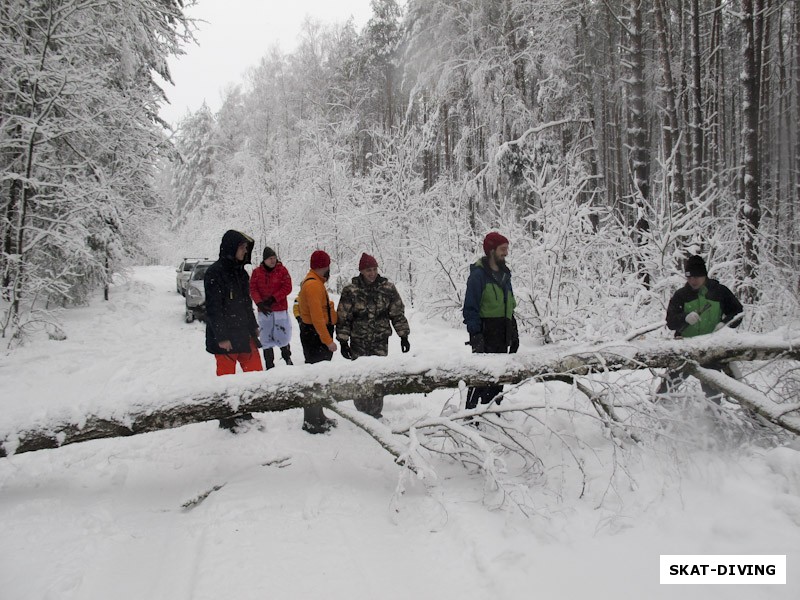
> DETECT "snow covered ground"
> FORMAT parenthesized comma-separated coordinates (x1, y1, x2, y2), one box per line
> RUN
(1, 266, 798, 599)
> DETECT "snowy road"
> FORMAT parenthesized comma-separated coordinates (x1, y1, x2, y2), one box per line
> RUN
(1, 267, 799, 599)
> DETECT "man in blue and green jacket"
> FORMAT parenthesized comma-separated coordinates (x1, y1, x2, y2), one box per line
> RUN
(660, 254, 743, 399)
(462, 232, 519, 409)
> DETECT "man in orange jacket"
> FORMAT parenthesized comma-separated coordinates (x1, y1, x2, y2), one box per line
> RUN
(297, 250, 339, 433)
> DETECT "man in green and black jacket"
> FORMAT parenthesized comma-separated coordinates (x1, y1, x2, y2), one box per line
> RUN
(462, 232, 519, 410)
(660, 255, 743, 399)
(666, 255, 743, 337)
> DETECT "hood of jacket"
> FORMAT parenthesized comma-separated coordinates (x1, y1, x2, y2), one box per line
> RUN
(219, 230, 255, 264)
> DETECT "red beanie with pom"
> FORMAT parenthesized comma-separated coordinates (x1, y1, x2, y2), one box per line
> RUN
(483, 232, 509, 255)
(310, 250, 331, 269)
(358, 253, 378, 271)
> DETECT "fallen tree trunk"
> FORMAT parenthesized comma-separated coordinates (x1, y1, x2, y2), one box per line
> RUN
(2, 331, 799, 456)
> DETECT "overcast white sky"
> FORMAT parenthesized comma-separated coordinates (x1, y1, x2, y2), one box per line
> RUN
(160, 0, 376, 126)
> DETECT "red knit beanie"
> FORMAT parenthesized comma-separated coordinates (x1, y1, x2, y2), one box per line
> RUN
(310, 250, 331, 269)
(358, 253, 378, 271)
(483, 232, 509, 255)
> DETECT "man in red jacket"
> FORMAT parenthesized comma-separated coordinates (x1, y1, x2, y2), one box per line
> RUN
(250, 247, 293, 369)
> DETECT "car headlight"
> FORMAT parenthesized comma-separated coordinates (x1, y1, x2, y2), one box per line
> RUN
(187, 286, 202, 300)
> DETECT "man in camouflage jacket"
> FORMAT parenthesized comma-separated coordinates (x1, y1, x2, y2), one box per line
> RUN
(336, 253, 411, 418)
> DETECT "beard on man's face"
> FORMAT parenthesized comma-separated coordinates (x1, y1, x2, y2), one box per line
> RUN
(323, 269, 330, 281)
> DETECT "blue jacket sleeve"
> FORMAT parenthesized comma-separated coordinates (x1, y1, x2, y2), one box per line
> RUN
(462, 269, 484, 335)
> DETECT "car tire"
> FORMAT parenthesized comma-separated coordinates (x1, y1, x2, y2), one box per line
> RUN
(185, 309, 195, 323)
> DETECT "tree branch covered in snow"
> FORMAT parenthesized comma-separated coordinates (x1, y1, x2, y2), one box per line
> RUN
(2, 331, 798, 457)
(689, 365, 800, 435)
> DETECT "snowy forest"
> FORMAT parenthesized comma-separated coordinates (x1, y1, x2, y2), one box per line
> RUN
(2, 2, 800, 595)
(165, 0, 800, 342)
(3, 0, 800, 346)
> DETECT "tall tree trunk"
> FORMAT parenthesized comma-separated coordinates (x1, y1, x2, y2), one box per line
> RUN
(708, 0, 726, 212)
(626, 0, 651, 286)
(740, 0, 763, 299)
(777, 8, 791, 266)
(689, 0, 705, 198)
(794, 0, 800, 274)
(653, 0, 686, 210)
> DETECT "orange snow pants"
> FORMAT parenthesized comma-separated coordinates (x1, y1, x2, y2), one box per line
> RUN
(214, 340, 264, 376)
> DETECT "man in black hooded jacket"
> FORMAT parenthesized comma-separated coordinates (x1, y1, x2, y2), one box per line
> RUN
(204, 230, 263, 429)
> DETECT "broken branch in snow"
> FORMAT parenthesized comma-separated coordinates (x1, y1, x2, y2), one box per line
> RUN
(324, 402, 435, 479)
(688, 364, 800, 436)
(181, 484, 226, 510)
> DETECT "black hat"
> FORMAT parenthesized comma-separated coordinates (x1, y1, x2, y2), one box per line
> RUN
(684, 255, 707, 277)
(262, 246, 277, 261)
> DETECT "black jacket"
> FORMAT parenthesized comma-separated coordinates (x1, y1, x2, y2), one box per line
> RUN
(666, 278, 743, 336)
(204, 230, 259, 354)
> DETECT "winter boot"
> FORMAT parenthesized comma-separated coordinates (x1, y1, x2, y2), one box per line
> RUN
(263, 347, 275, 370)
(219, 412, 254, 433)
(354, 396, 383, 419)
(280, 344, 293, 366)
(302, 405, 336, 434)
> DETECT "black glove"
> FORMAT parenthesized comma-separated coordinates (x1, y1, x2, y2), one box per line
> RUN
(469, 333, 485, 353)
(340, 339, 352, 360)
(507, 317, 519, 353)
(264, 296, 275, 308)
(257, 301, 272, 315)
(400, 336, 410, 353)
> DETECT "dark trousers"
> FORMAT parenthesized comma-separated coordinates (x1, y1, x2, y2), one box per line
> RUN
(657, 362, 735, 404)
(299, 322, 334, 426)
(350, 338, 388, 418)
(466, 376, 504, 409)
(466, 328, 507, 410)
(262, 345, 292, 369)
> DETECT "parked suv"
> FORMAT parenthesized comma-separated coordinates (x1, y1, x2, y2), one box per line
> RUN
(184, 260, 215, 322)
(176, 258, 206, 295)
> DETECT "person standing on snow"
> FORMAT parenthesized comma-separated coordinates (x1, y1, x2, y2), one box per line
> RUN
(335, 252, 411, 419)
(462, 232, 519, 410)
(296, 250, 339, 434)
(659, 254, 744, 400)
(250, 246, 293, 369)
(204, 230, 263, 430)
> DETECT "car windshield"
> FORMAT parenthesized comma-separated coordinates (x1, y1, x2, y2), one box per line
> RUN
(191, 265, 211, 280)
